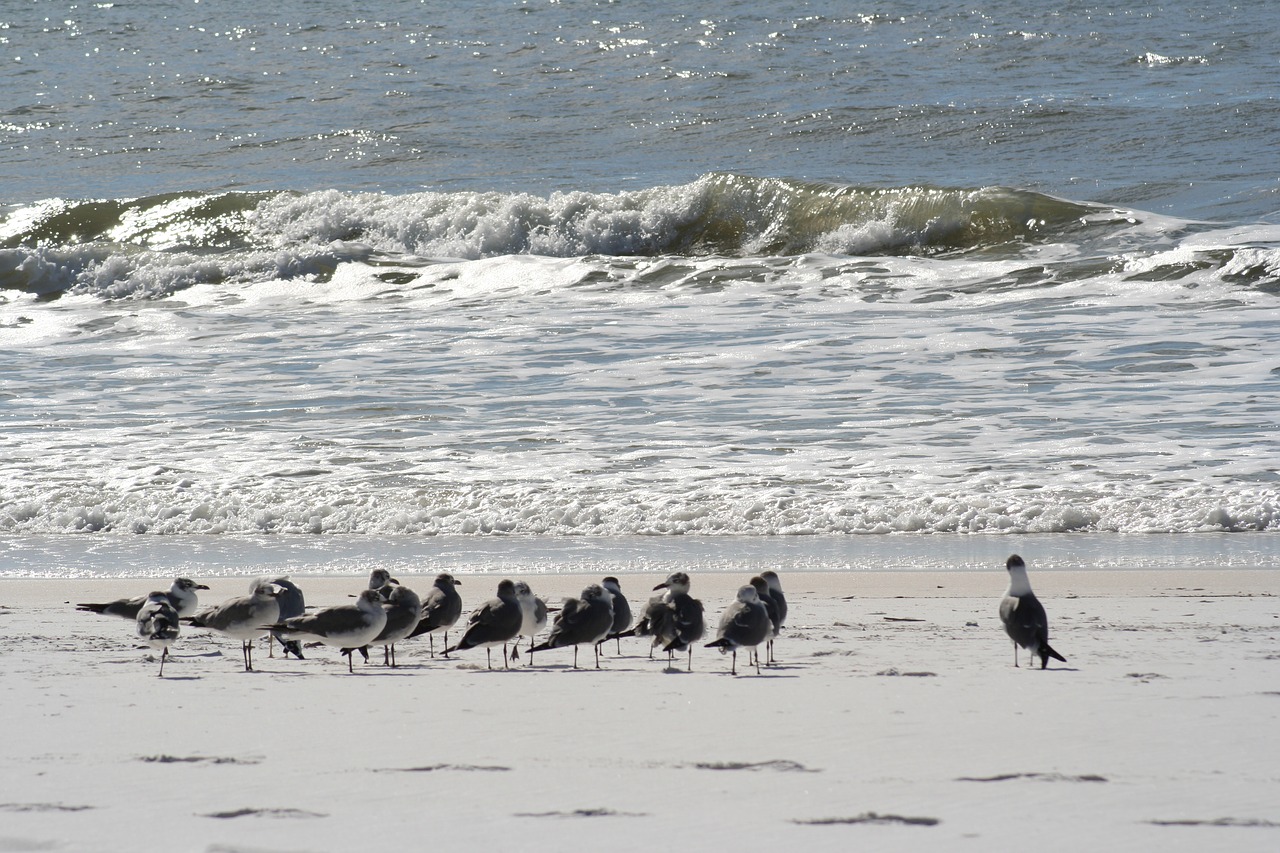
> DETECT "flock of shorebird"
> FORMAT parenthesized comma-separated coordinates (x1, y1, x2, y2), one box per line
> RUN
(76, 555, 1066, 677)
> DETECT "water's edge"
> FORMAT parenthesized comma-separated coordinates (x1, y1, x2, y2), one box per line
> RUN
(3, 532, 1277, 579)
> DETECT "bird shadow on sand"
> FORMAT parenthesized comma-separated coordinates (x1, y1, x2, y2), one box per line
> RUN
(792, 812, 940, 827)
(200, 807, 326, 820)
(514, 808, 648, 819)
(956, 772, 1107, 783)
(0, 803, 95, 813)
(689, 759, 821, 773)
(375, 764, 512, 774)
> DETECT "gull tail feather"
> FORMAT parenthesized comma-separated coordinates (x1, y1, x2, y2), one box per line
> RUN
(1040, 643, 1067, 667)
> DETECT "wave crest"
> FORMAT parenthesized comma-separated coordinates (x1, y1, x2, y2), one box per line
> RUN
(0, 175, 1251, 298)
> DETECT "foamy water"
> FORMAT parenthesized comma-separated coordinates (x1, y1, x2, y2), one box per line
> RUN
(2, 2, 1279, 574)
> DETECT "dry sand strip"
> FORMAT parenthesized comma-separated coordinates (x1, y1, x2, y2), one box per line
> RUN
(0, 570, 1276, 853)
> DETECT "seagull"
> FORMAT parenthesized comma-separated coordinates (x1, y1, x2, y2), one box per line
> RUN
(368, 568, 395, 590)
(626, 572, 706, 671)
(511, 581, 548, 663)
(761, 569, 787, 634)
(407, 573, 464, 657)
(367, 583, 422, 667)
(77, 577, 209, 620)
(658, 588, 705, 672)
(749, 575, 781, 666)
(530, 584, 615, 670)
(705, 585, 771, 675)
(600, 576, 632, 654)
(185, 580, 283, 672)
(752, 571, 783, 655)
(626, 573, 674, 653)
(136, 591, 181, 677)
(999, 554, 1067, 670)
(444, 579, 523, 670)
(269, 589, 389, 673)
(255, 576, 305, 659)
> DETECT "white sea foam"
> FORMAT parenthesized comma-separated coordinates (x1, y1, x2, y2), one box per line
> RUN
(3, 215, 1278, 540)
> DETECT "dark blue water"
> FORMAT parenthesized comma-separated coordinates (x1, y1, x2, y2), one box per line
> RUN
(3, 1, 1277, 219)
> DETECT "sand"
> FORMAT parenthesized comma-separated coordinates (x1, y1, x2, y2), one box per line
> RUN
(1, 569, 1277, 852)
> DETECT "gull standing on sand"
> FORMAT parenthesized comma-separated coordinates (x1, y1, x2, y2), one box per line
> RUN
(136, 591, 181, 677)
(761, 570, 787, 663)
(626, 571, 686, 656)
(600, 576, 632, 654)
(255, 576, 305, 659)
(445, 579, 523, 669)
(270, 589, 389, 673)
(407, 573, 464, 657)
(999, 554, 1067, 670)
(705, 585, 771, 675)
(659, 585, 705, 672)
(626, 571, 704, 669)
(367, 583, 422, 667)
(511, 581, 548, 663)
(185, 580, 284, 672)
(77, 577, 209, 620)
(749, 575, 781, 666)
(530, 584, 615, 669)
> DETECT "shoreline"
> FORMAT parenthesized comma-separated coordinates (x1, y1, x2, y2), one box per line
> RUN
(5, 569, 1275, 611)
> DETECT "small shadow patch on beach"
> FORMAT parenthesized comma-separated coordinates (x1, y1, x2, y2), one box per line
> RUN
(793, 812, 939, 827)
(692, 760, 819, 773)
(0, 803, 94, 813)
(379, 764, 511, 773)
(140, 755, 261, 766)
(201, 807, 326, 820)
(1148, 818, 1280, 828)
(1126, 672, 1166, 682)
(515, 808, 647, 819)
(876, 668, 937, 677)
(957, 772, 1107, 783)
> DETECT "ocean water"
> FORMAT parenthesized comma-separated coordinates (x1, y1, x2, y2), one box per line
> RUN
(2, 1, 1279, 576)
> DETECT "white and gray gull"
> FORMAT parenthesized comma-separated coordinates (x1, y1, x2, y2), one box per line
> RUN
(511, 581, 548, 663)
(366, 582, 422, 667)
(530, 583, 615, 669)
(136, 591, 181, 677)
(705, 584, 771, 675)
(78, 577, 209, 620)
(600, 576, 633, 654)
(407, 572, 464, 657)
(254, 575, 306, 659)
(999, 554, 1067, 670)
(624, 571, 705, 671)
(444, 579, 523, 670)
(185, 580, 284, 672)
(269, 588, 389, 673)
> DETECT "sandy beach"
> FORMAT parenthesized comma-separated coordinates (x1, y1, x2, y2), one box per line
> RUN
(0, 568, 1276, 852)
